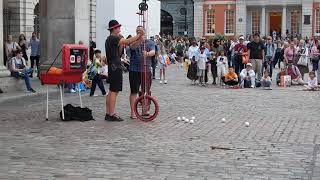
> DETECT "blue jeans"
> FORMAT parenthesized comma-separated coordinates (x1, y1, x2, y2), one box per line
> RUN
(11, 68, 33, 90)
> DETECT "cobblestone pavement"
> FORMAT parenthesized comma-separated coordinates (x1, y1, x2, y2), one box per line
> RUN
(0, 65, 320, 180)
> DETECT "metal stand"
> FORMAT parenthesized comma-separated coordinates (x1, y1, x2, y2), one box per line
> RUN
(59, 84, 65, 120)
(78, 83, 83, 108)
(46, 85, 49, 121)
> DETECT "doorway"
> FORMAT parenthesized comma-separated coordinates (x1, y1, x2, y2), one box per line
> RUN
(161, 10, 173, 36)
(269, 12, 282, 36)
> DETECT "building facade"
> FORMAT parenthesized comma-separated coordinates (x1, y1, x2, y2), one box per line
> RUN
(96, 0, 160, 54)
(194, 0, 320, 39)
(161, 0, 194, 37)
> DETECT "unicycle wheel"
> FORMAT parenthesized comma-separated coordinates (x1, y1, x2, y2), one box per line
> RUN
(134, 95, 159, 122)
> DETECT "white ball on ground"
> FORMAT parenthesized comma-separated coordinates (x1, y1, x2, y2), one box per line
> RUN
(191, 117, 195, 120)
(185, 119, 190, 123)
(245, 122, 250, 127)
(189, 119, 194, 124)
(182, 117, 186, 120)
(221, 118, 226, 123)
(177, 117, 181, 121)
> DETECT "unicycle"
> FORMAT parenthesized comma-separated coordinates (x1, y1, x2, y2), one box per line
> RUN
(134, 94, 159, 122)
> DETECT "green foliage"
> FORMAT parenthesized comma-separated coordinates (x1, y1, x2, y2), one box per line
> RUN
(207, 34, 226, 45)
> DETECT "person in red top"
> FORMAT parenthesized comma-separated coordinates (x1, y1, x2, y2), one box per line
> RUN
(234, 36, 248, 75)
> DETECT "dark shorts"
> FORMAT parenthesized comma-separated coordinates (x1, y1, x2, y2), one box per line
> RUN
(108, 65, 123, 92)
(177, 51, 184, 57)
(129, 71, 152, 94)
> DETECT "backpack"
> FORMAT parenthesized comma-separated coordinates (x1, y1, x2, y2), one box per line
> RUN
(60, 104, 94, 121)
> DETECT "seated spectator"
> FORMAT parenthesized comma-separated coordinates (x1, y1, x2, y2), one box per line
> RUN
(276, 68, 287, 86)
(9, 49, 36, 93)
(222, 67, 239, 87)
(261, 70, 272, 89)
(304, 71, 319, 90)
(287, 60, 305, 85)
(240, 63, 255, 88)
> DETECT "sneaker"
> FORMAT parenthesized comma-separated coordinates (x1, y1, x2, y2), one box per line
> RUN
(160, 80, 163, 84)
(70, 89, 76, 93)
(164, 80, 168, 84)
(28, 89, 36, 93)
(105, 114, 111, 121)
(107, 114, 124, 122)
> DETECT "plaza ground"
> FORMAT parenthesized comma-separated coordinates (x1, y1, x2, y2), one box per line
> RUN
(0, 65, 320, 180)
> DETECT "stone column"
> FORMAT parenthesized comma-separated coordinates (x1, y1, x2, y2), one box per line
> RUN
(236, 0, 247, 36)
(89, 0, 96, 42)
(261, 6, 266, 36)
(6, 0, 34, 40)
(0, 0, 10, 77)
(301, 0, 313, 38)
(282, 6, 287, 38)
(39, 0, 90, 69)
(193, 0, 204, 39)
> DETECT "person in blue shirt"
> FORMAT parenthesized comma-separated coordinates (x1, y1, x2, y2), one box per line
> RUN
(128, 26, 156, 119)
(28, 32, 40, 78)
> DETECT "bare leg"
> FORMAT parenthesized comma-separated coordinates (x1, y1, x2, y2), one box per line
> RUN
(129, 94, 138, 118)
(163, 69, 166, 80)
(160, 69, 163, 80)
(107, 91, 118, 116)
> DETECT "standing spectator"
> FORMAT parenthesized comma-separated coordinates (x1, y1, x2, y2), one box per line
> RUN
(5, 35, 21, 67)
(240, 63, 256, 88)
(18, 34, 28, 65)
(273, 40, 282, 68)
(29, 32, 40, 78)
(284, 41, 297, 68)
(196, 46, 208, 86)
(234, 36, 247, 75)
(216, 50, 228, 85)
(229, 37, 238, 67)
(159, 46, 168, 84)
(287, 60, 305, 85)
(187, 41, 199, 84)
(279, 42, 289, 68)
(310, 39, 320, 72)
(211, 39, 223, 85)
(89, 50, 107, 97)
(175, 40, 185, 63)
(247, 33, 265, 81)
(264, 36, 276, 79)
(296, 39, 309, 80)
(150, 36, 159, 79)
(9, 49, 36, 93)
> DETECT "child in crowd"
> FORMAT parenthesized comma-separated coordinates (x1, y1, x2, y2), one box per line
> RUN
(240, 63, 256, 88)
(159, 47, 168, 84)
(276, 68, 287, 86)
(216, 50, 228, 85)
(222, 67, 239, 87)
(196, 46, 208, 86)
(304, 71, 319, 90)
(261, 70, 272, 89)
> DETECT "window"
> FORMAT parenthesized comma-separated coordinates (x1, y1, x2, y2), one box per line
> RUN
(252, 11, 260, 34)
(316, 9, 320, 34)
(225, 10, 235, 34)
(206, 9, 215, 34)
(291, 11, 300, 35)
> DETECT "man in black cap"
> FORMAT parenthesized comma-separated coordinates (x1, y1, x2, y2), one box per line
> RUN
(105, 19, 144, 122)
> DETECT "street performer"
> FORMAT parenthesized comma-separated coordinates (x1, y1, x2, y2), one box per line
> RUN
(105, 20, 144, 122)
(128, 26, 156, 119)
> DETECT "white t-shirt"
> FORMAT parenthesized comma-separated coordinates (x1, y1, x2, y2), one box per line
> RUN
(196, 53, 207, 70)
